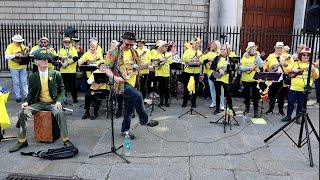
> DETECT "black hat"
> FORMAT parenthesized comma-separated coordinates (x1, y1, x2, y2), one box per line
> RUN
(121, 32, 136, 40)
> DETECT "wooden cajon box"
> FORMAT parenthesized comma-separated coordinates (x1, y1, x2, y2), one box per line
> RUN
(34, 111, 60, 142)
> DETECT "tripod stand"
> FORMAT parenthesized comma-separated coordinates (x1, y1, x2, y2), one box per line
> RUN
(179, 75, 207, 118)
(264, 46, 319, 167)
(210, 91, 239, 133)
(89, 76, 130, 163)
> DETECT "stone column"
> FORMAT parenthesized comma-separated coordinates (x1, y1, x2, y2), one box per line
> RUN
(217, 0, 243, 27)
(293, 0, 307, 29)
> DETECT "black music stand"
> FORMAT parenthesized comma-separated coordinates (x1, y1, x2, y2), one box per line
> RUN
(253, 72, 282, 125)
(79, 65, 98, 107)
(179, 63, 207, 119)
(93, 72, 110, 118)
(264, 51, 319, 167)
(89, 75, 130, 163)
(145, 69, 166, 116)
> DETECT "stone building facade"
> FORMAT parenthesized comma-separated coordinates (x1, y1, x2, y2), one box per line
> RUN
(0, 0, 308, 29)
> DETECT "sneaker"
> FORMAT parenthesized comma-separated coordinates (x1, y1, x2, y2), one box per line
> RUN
(278, 111, 285, 117)
(121, 131, 135, 139)
(63, 140, 74, 147)
(154, 93, 160, 98)
(145, 120, 159, 127)
(16, 98, 21, 103)
(220, 106, 225, 111)
(265, 109, 273, 115)
(209, 103, 215, 108)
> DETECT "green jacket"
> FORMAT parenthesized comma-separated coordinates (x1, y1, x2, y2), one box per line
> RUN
(27, 69, 65, 105)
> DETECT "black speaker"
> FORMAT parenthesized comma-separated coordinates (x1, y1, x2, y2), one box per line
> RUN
(304, 0, 320, 34)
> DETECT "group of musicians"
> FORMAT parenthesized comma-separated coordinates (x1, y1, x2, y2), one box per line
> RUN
(3, 32, 319, 152)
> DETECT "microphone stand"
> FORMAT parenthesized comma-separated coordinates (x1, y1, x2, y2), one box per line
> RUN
(179, 62, 207, 118)
(145, 68, 166, 116)
(89, 75, 130, 163)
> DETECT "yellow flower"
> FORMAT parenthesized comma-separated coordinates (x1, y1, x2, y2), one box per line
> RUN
(49, 77, 53, 81)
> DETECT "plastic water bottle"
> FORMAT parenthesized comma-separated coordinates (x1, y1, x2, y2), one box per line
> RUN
(123, 132, 131, 156)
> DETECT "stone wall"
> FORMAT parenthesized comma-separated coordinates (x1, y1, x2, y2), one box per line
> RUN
(0, 0, 209, 25)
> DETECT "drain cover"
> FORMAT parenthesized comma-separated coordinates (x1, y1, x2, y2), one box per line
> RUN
(6, 173, 84, 180)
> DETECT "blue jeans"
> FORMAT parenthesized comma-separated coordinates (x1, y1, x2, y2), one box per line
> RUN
(287, 90, 305, 116)
(10, 68, 28, 99)
(208, 78, 224, 107)
(315, 79, 320, 102)
(122, 83, 148, 132)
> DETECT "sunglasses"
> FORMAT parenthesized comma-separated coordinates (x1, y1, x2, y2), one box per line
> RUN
(302, 54, 310, 57)
(64, 42, 71, 44)
(125, 42, 134, 47)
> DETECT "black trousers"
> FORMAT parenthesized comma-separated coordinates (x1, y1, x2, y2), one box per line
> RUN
(61, 73, 77, 100)
(268, 81, 286, 111)
(156, 76, 169, 101)
(242, 81, 259, 110)
(214, 81, 233, 110)
(183, 73, 199, 106)
(84, 89, 109, 115)
(139, 74, 148, 99)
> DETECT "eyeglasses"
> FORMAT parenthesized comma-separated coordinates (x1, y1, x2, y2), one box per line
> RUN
(302, 54, 310, 57)
(40, 41, 48, 44)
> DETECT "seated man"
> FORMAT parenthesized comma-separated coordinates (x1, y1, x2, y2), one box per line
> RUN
(9, 51, 74, 153)
(82, 62, 110, 120)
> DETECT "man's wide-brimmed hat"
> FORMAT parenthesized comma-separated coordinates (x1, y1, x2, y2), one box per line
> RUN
(63, 37, 71, 42)
(39, 37, 50, 43)
(274, 42, 284, 48)
(12, 35, 25, 42)
(121, 32, 136, 40)
(155, 40, 169, 47)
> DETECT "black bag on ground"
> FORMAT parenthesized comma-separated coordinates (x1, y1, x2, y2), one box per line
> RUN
(21, 146, 78, 160)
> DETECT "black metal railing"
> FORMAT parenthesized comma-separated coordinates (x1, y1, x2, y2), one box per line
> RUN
(1, 23, 319, 71)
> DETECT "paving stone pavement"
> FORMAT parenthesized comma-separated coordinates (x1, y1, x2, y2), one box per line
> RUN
(0, 92, 319, 180)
